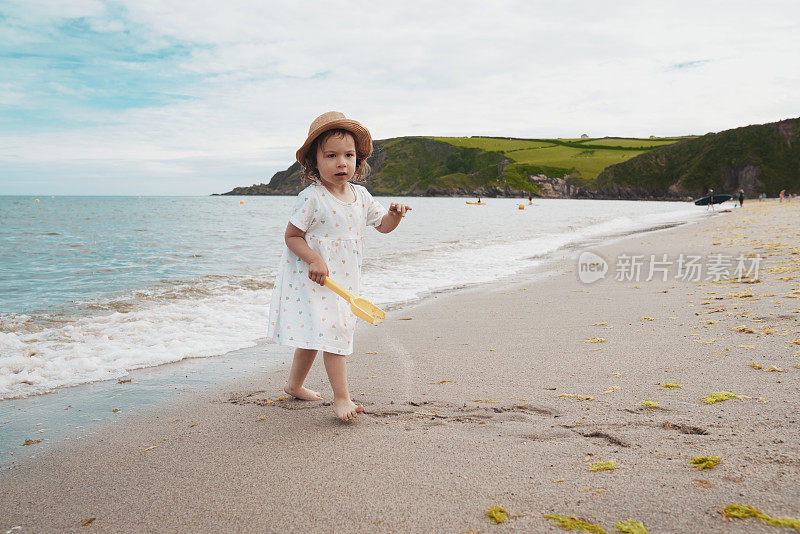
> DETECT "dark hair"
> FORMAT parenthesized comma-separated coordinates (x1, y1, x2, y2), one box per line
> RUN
(299, 129, 371, 184)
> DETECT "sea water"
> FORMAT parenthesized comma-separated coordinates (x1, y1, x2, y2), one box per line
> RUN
(0, 195, 710, 400)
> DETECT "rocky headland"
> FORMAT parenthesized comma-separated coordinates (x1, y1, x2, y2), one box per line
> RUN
(218, 117, 799, 200)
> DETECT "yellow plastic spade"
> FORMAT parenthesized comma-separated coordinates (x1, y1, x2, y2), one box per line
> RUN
(324, 277, 386, 325)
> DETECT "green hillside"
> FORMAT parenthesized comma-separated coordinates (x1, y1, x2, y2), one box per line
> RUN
(366, 134, 678, 195)
(430, 136, 691, 192)
(218, 134, 698, 197)
(367, 137, 505, 195)
(218, 118, 799, 199)
(595, 118, 800, 197)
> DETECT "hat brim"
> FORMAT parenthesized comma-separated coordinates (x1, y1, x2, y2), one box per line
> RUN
(295, 119, 373, 163)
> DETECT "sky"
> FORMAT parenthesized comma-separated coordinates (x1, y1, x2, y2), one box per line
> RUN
(1, 1, 798, 195)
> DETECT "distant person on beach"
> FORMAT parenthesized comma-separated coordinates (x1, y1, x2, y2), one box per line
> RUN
(779, 189, 785, 202)
(738, 189, 745, 207)
(707, 189, 715, 211)
(267, 111, 411, 422)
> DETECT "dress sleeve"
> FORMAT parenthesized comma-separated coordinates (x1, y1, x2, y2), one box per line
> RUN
(288, 189, 318, 232)
(362, 187, 388, 228)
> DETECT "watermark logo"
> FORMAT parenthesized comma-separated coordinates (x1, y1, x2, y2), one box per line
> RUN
(576, 252, 762, 284)
(578, 251, 608, 284)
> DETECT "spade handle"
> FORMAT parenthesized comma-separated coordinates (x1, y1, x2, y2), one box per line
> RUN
(324, 277, 354, 301)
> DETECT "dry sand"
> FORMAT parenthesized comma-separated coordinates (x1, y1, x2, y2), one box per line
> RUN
(1, 200, 799, 533)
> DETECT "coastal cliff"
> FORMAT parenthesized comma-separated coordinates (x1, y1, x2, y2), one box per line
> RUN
(219, 137, 545, 198)
(218, 117, 799, 199)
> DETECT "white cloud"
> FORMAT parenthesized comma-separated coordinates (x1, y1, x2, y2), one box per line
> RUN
(1, 0, 799, 194)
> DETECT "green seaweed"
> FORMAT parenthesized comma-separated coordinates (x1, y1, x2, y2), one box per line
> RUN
(544, 514, 608, 533)
(723, 504, 800, 531)
(662, 382, 681, 389)
(703, 391, 738, 404)
(690, 456, 720, 470)
(642, 400, 659, 408)
(544, 514, 648, 533)
(590, 460, 616, 471)
(486, 505, 509, 524)
(614, 519, 649, 534)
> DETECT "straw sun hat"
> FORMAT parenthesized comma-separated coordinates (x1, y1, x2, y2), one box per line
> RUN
(295, 111, 373, 163)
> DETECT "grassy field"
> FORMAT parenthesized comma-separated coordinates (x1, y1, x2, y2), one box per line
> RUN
(508, 146, 641, 178)
(433, 137, 554, 151)
(430, 136, 692, 179)
(578, 137, 690, 148)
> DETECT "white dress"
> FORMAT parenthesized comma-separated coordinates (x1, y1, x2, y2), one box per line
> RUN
(267, 183, 387, 355)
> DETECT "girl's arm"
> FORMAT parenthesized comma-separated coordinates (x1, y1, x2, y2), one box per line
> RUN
(376, 202, 411, 234)
(285, 223, 328, 285)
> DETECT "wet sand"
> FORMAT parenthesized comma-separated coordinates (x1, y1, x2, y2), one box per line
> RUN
(1, 200, 799, 533)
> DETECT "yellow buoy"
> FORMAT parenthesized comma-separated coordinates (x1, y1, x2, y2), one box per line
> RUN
(518, 204, 524, 210)
(240, 200, 245, 204)
(35, 198, 39, 202)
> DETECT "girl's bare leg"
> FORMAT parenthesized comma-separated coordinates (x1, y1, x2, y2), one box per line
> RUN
(323, 351, 364, 421)
(284, 348, 323, 400)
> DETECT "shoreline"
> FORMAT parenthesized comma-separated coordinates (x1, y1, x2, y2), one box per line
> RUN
(2, 200, 799, 532)
(215, 190, 700, 201)
(0, 342, 287, 466)
(0, 213, 708, 464)
(2, 196, 707, 403)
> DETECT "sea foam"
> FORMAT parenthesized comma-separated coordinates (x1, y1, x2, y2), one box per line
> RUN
(0, 198, 709, 399)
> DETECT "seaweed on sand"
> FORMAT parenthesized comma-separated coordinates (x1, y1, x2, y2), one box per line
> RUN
(590, 460, 616, 471)
(723, 504, 800, 531)
(585, 337, 607, 343)
(544, 514, 648, 533)
(732, 325, 756, 333)
(486, 505, 509, 524)
(557, 393, 594, 401)
(544, 514, 608, 533)
(703, 391, 738, 404)
(614, 520, 648, 534)
(690, 456, 720, 470)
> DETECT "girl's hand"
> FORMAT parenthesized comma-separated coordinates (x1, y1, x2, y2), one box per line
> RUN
(376, 203, 412, 233)
(388, 203, 411, 219)
(308, 260, 328, 285)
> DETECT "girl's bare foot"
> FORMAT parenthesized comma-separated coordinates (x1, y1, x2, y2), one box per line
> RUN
(333, 398, 364, 421)
(284, 384, 322, 401)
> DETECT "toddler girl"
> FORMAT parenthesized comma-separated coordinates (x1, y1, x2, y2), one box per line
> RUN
(267, 111, 411, 421)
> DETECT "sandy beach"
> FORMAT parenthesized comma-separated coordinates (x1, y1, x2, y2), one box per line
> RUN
(2, 200, 799, 533)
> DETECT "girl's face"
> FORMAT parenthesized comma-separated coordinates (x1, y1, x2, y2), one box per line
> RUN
(315, 132, 357, 188)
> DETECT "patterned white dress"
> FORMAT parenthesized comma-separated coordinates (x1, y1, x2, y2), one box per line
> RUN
(267, 183, 387, 355)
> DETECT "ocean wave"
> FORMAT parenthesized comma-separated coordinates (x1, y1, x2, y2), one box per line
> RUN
(362, 206, 704, 304)
(0, 286, 271, 399)
(0, 201, 705, 400)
